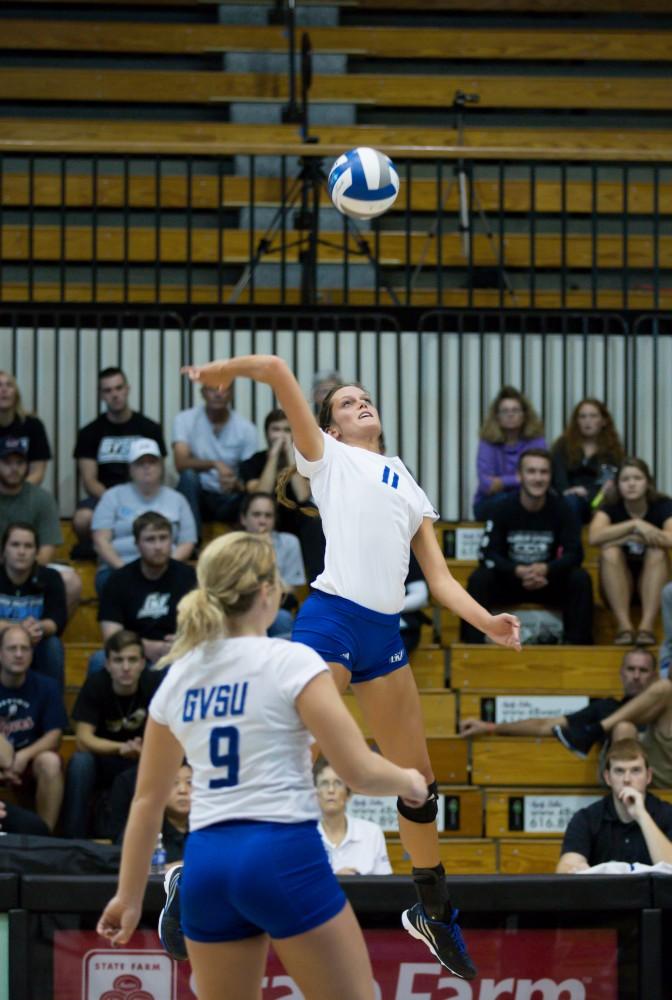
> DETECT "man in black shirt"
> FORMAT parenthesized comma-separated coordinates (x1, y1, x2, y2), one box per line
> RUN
(557, 738, 672, 872)
(89, 512, 196, 673)
(60, 629, 165, 838)
(72, 367, 167, 551)
(461, 449, 594, 644)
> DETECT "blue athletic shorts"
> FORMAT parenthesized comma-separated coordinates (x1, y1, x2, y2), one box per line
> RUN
(292, 589, 409, 683)
(181, 819, 346, 942)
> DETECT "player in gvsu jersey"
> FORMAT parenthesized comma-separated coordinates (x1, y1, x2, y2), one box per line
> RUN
(176, 355, 521, 980)
(97, 531, 427, 1000)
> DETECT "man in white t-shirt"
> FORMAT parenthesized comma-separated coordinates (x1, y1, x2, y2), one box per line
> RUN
(172, 385, 258, 534)
(314, 756, 392, 875)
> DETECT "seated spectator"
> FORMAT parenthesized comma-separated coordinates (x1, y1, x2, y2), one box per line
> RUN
(172, 382, 258, 534)
(661, 581, 672, 678)
(553, 652, 672, 787)
(109, 760, 191, 863)
(400, 552, 430, 656)
(72, 366, 167, 552)
(0, 370, 52, 487)
(314, 756, 392, 875)
(556, 739, 672, 872)
(312, 369, 343, 417)
(240, 407, 325, 579)
(92, 438, 196, 594)
(589, 457, 672, 647)
(0, 437, 81, 616)
(461, 449, 593, 645)
(88, 512, 196, 674)
(551, 398, 624, 525)
(239, 492, 306, 639)
(0, 731, 51, 834)
(461, 648, 656, 751)
(0, 522, 66, 691)
(61, 630, 165, 839)
(472, 386, 546, 521)
(0, 624, 66, 831)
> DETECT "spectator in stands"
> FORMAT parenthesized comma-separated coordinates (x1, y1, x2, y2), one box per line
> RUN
(0, 437, 81, 617)
(461, 648, 656, 749)
(109, 760, 191, 863)
(61, 630, 165, 839)
(0, 522, 66, 691)
(556, 739, 672, 872)
(88, 511, 196, 673)
(400, 552, 430, 656)
(239, 407, 325, 580)
(472, 386, 546, 521)
(462, 449, 593, 645)
(0, 624, 66, 832)
(72, 367, 167, 553)
(551, 398, 625, 525)
(239, 492, 306, 638)
(92, 438, 196, 594)
(553, 652, 672, 786)
(314, 756, 392, 875)
(589, 457, 672, 647)
(0, 371, 52, 487)
(312, 370, 343, 417)
(0, 733, 50, 834)
(661, 581, 672, 678)
(172, 383, 258, 534)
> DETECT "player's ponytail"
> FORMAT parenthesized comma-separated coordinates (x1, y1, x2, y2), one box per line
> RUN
(156, 531, 277, 668)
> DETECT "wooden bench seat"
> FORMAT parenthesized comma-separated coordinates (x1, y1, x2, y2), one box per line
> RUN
(3, 20, 671, 62)
(4, 172, 671, 218)
(472, 736, 601, 786)
(3, 68, 670, 112)
(3, 223, 670, 270)
(3, 279, 670, 311)
(387, 837, 496, 875)
(498, 838, 562, 874)
(342, 690, 455, 739)
(451, 644, 628, 696)
(1, 118, 670, 157)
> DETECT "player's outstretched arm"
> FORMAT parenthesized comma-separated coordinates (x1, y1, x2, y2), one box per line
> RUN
(182, 354, 323, 462)
(411, 518, 521, 651)
(297, 671, 427, 806)
(97, 719, 184, 945)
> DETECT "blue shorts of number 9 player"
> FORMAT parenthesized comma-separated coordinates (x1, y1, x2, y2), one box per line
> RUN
(292, 590, 409, 682)
(181, 819, 346, 942)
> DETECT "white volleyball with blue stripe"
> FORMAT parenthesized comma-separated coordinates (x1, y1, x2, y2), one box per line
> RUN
(328, 147, 399, 220)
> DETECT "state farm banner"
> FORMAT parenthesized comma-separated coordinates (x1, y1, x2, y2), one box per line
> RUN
(53, 928, 617, 1000)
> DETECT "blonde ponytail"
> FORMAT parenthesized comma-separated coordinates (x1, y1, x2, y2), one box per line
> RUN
(156, 531, 277, 669)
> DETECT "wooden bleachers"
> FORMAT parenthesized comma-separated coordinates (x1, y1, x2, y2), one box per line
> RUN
(472, 738, 602, 786)
(2, 68, 671, 113)
(387, 837, 497, 875)
(2, 171, 671, 218)
(3, 20, 671, 62)
(498, 839, 562, 875)
(451, 645, 625, 696)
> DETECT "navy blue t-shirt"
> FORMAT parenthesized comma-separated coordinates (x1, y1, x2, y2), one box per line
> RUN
(0, 672, 68, 750)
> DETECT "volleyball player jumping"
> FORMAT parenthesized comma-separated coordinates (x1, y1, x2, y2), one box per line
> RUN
(177, 354, 520, 979)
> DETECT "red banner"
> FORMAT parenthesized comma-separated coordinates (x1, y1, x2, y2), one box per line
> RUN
(54, 928, 617, 999)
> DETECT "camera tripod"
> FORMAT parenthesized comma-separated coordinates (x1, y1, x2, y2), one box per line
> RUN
(229, 23, 400, 306)
(411, 90, 516, 303)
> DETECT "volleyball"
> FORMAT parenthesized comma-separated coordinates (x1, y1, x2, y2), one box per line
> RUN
(327, 147, 400, 220)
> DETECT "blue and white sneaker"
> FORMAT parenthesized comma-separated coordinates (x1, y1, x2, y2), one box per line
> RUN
(158, 864, 187, 961)
(402, 902, 477, 980)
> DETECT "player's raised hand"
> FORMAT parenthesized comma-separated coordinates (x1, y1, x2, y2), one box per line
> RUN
(181, 359, 236, 391)
(485, 613, 521, 651)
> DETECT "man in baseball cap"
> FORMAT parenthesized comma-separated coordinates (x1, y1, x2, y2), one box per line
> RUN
(0, 437, 29, 460)
(128, 438, 162, 465)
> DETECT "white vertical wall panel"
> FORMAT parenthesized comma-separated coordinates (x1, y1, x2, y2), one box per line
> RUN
(4, 322, 670, 517)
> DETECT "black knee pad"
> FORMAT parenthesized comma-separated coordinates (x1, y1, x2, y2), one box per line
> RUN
(397, 780, 439, 824)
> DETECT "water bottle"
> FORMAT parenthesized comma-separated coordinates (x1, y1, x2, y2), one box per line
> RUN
(150, 832, 167, 875)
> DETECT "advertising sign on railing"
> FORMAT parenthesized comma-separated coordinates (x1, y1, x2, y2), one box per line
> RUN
(53, 928, 617, 999)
